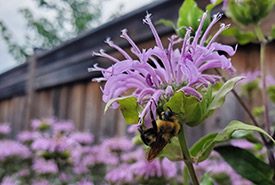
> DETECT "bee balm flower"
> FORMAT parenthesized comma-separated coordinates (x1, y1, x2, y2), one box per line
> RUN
(90, 12, 236, 126)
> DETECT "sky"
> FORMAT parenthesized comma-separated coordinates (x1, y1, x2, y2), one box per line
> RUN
(0, 0, 155, 73)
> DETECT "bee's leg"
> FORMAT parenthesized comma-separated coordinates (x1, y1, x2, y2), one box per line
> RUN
(150, 105, 158, 131)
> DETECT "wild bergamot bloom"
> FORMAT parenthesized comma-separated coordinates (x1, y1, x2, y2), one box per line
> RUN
(90, 12, 236, 126)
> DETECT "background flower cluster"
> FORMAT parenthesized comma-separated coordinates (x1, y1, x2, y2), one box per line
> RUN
(0, 120, 256, 185)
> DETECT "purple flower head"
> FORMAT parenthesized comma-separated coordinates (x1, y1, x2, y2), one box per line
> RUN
(106, 164, 134, 184)
(77, 180, 94, 185)
(53, 121, 75, 135)
(17, 131, 39, 143)
(33, 158, 58, 174)
(90, 13, 236, 126)
(1, 176, 18, 185)
(0, 124, 11, 135)
(31, 118, 54, 131)
(0, 140, 31, 160)
(265, 75, 275, 87)
(32, 180, 52, 185)
(70, 132, 94, 145)
(238, 71, 260, 84)
(101, 137, 133, 153)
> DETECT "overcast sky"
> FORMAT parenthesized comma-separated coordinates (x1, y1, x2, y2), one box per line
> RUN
(0, 0, 155, 73)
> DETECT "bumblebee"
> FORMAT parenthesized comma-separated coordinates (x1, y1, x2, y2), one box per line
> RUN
(138, 107, 180, 162)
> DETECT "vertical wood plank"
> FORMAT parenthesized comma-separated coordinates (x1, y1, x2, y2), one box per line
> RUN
(67, 83, 86, 130)
(58, 86, 71, 119)
(83, 82, 102, 136)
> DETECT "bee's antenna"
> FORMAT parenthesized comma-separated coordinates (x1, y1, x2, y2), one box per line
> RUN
(167, 106, 173, 113)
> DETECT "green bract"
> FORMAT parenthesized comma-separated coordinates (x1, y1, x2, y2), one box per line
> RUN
(177, 0, 210, 37)
(227, 0, 275, 26)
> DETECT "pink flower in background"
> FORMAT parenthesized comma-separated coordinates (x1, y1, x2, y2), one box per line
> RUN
(52, 121, 75, 134)
(101, 137, 133, 152)
(0, 124, 11, 135)
(231, 139, 254, 149)
(77, 180, 94, 185)
(1, 176, 18, 185)
(33, 158, 58, 174)
(106, 164, 134, 183)
(32, 180, 52, 185)
(91, 13, 236, 126)
(17, 131, 39, 143)
(238, 71, 260, 84)
(71, 132, 94, 145)
(31, 118, 54, 131)
(0, 140, 30, 160)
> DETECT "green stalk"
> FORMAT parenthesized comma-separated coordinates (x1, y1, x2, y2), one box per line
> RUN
(255, 24, 275, 180)
(178, 126, 199, 185)
(254, 24, 271, 135)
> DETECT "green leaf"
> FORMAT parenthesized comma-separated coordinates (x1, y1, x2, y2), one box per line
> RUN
(201, 173, 214, 185)
(271, 25, 275, 39)
(190, 132, 218, 160)
(208, 76, 244, 111)
(268, 85, 275, 103)
(156, 19, 176, 30)
(227, 0, 275, 26)
(222, 27, 257, 45)
(104, 96, 131, 113)
(191, 120, 275, 163)
(215, 145, 275, 185)
(105, 96, 139, 124)
(118, 97, 139, 124)
(160, 137, 182, 161)
(177, 0, 210, 38)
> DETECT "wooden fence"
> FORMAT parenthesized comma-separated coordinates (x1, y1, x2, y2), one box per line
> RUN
(0, 0, 274, 144)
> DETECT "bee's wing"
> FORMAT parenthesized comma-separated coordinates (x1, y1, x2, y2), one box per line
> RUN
(146, 136, 169, 162)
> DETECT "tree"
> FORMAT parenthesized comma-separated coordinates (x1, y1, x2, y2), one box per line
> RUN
(0, 0, 121, 63)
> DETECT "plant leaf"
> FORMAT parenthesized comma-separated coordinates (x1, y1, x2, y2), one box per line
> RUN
(118, 97, 139, 124)
(215, 145, 275, 185)
(191, 120, 275, 163)
(177, 0, 210, 38)
(222, 27, 257, 45)
(201, 173, 214, 185)
(104, 96, 131, 113)
(208, 76, 244, 111)
(190, 132, 218, 159)
(156, 19, 176, 30)
(271, 25, 275, 40)
(159, 137, 182, 161)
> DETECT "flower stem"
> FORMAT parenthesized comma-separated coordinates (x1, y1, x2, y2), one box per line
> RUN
(178, 126, 199, 185)
(254, 24, 271, 135)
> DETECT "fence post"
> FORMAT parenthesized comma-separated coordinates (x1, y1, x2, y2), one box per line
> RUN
(25, 55, 37, 129)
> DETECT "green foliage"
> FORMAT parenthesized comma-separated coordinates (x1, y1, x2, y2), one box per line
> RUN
(252, 106, 265, 116)
(268, 85, 275, 103)
(271, 25, 275, 40)
(0, 0, 113, 63)
(201, 173, 214, 185)
(0, 21, 30, 63)
(105, 97, 139, 124)
(227, 0, 275, 26)
(190, 120, 275, 163)
(241, 80, 259, 93)
(177, 0, 210, 38)
(222, 27, 257, 45)
(215, 145, 275, 185)
(208, 76, 244, 111)
(118, 97, 139, 124)
(156, 19, 176, 30)
(160, 137, 182, 161)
